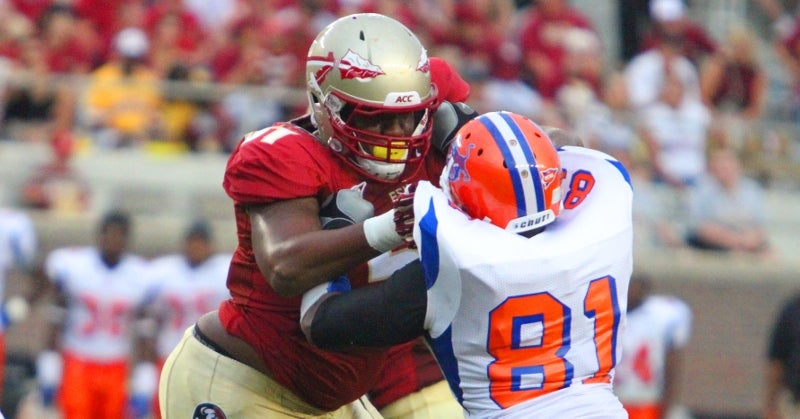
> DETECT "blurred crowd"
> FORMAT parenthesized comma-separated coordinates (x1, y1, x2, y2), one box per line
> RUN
(0, 2, 799, 418)
(1, 0, 799, 256)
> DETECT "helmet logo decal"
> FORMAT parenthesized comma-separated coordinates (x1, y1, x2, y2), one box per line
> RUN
(309, 52, 335, 85)
(192, 403, 227, 418)
(417, 48, 430, 73)
(447, 139, 475, 183)
(540, 167, 560, 190)
(340, 49, 385, 80)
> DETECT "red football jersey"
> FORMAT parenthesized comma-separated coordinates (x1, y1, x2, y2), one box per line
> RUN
(219, 119, 444, 410)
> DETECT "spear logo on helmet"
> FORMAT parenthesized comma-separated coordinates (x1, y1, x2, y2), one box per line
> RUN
(339, 49, 385, 80)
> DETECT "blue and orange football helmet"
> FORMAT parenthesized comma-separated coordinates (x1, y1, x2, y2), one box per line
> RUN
(441, 111, 563, 234)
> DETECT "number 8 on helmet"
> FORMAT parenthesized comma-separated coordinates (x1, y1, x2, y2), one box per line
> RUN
(440, 111, 563, 235)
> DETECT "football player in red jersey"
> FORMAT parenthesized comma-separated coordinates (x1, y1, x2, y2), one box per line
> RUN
(158, 13, 469, 418)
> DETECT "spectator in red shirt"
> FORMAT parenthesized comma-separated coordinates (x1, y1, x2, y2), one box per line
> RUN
(143, 0, 207, 68)
(209, 16, 262, 83)
(0, 5, 34, 64)
(8, 0, 51, 23)
(20, 130, 91, 213)
(1, 33, 76, 143)
(260, 5, 312, 89)
(73, 0, 125, 54)
(556, 27, 605, 127)
(37, 4, 94, 74)
(774, 11, 800, 109)
(518, 0, 596, 99)
(700, 24, 768, 152)
(639, 0, 717, 68)
(448, 0, 518, 81)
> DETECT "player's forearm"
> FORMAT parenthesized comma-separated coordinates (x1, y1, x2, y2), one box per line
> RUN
(302, 260, 427, 349)
(249, 198, 380, 297)
(260, 224, 380, 296)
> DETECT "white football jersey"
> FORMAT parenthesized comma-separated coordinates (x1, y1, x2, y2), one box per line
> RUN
(614, 295, 692, 404)
(46, 247, 154, 361)
(0, 209, 37, 332)
(413, 146, 633, 418)
(148, 253, 232, 358)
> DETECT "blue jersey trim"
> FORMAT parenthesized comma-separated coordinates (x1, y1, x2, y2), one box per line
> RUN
(419, 198, 440, 290)
(425, 327, 463, 404)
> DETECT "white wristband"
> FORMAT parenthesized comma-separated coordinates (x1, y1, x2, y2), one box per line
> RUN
(363, 210, 403, 253)
(36, 350, 63, 387)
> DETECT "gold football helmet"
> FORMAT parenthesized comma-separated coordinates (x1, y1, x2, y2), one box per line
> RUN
(306, 13, 437, 182)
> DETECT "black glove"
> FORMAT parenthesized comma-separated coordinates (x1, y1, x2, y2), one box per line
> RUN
(319, 189, 375, 230)
(431, 101, 478, 155)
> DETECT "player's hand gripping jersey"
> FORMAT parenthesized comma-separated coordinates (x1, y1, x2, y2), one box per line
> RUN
(415, 145, 633, 418)
(221, 118, 444, 410)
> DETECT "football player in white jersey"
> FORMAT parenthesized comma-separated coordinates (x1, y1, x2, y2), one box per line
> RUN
(36, 210, 156, 418)
(614, 273, 692, 419)
(301, 110, 633, 418)
(0, 208, 37, 406)
(136, 220, 231, 418)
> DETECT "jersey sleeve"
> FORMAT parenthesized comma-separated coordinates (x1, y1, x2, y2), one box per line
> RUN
(413, 181, 464, 338)
(223, 125, 330, 205)
(556, 146, 633, 239)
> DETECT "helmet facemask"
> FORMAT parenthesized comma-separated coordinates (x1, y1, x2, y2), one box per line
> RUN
(333, 94, 432, 181)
